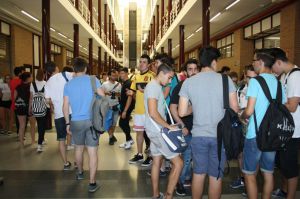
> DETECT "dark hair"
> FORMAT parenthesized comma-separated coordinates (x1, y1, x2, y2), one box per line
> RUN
(130, 68, 135, 73)
(245, 64, 254, 72)
(101, 72, 107, 76)
(157, 63, 174, 76)
(183, 59, 199, 71)
(73, 57, 88, 73)
(62, 66, 74, 72)
(199, 46, 221, 67)
(140, 54, 151, 64)
(255, 48, 275, 68)
(229, 71, 238, 79)
(154, 53, 174, 66)
(108, 69, 117, 76)
(120, 67, 129, 73)
(20, 72, 31, 82)
(14, 66, 24, 76)
(45, 61, 57, 75)
(270, 48, 288, 62)
(35, 69, 44, 81)
(221, 66, 230, 73)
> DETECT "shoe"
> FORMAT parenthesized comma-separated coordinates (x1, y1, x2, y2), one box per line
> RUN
(42, 139, 47, 145)
(272, 188, 287, 198)
(112, 135, 117, 142)
(141, 156, 152, 167)
(230, 177, 245, 189)
(124, 141, 132, 150)
(88, 181, 100, 193)
(144, 145, 150, 154)
(128, 154, 144, 164)
(119, 140, 133, 148)
(119, 142, 126, 148)
(176, 182, 186, 196)
(76, 171, 84, 180)
(37, 145, 43, 152)
(67, 145, 74, 151)
(183, 180, 192, 187)
(147, 170, 167, 177)
(109, 136, 117, 145)
(242, 188, 247, 197)
(152, 192, 164, 199)
(63, 161, 72, 171)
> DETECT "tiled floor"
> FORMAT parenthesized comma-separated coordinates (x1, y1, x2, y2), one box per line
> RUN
(0, 127, 299, 198)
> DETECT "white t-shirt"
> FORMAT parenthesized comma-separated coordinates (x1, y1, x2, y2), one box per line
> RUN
(30, 80, 46, 95)
(284, 65, 300, 138)
(45, 72, 73, 119)
(0, 83, 11, 101)
(237, 84, 248, 109)
(102, 80, 121, 106)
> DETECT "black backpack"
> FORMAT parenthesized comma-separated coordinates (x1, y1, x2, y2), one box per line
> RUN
(253, 76, 295, 152)
(217, 75, 244, 178)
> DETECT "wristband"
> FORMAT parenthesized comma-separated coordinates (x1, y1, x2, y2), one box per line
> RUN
(66, 123, 70, 126)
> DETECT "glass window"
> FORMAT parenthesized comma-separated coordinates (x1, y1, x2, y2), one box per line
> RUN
(217, 33, 234, 59)
(272, 13, 280, 27)
(253, 22, 261, 35)
(255, 39, 263, 49)
(1, 22, 10, 36)
(262, 17, 271, 31)
(264, 33, 280, 48)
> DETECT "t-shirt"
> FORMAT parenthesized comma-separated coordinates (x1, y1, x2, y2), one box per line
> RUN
(45, 72, 73, 119)
(283, 66, 300, 138)
(144, 80, 166, 135)
(120, 79, 135, 112)
(246, 73, 286, 139)
(237, 83, 248, 109)
(102, 80, 121, 107)
(16, 83, 30, 105)
(9, 77, 22, 110)
(30, 80, 46, 95)
(64, 75, 101, 121)
(170, 81, 193, 131)
(130, 70, 155, 114)
(0, 83, 11, 101)
(179, 71, 236, 137)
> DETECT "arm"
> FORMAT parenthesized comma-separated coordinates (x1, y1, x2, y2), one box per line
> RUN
(96, 87, 105, 97)
(163, 86, 171, 99)
(62, 96, 71, 135)
(285, 97, 300, 113)
(29, 92, 33, 115)
(241, 97, 256, 119)
(121, 95, 133, 119)
(148, 98, 173, 129)
(178, 96, 192, 117)
(229, 92, 239, 113)
(170, 103, 189, 135)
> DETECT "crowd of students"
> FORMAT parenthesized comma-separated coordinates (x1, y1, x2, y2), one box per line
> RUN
(0, 46, 299, 198)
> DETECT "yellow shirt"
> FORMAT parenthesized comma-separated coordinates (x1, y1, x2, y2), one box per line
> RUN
(130, 70, 155, 114)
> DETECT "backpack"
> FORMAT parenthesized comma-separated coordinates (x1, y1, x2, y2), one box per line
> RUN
(217, 75, 244, 178)
(253, 76, 295, 152)
(62, 72, 69, 82)
(31, 82, 47, 117)
(89, 76, 109, 134)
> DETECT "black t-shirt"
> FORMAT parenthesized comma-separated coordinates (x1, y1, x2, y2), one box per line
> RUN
(120, 79, 135, 112)
(16, 83, 30, 105)
(170, 81, 193, 131)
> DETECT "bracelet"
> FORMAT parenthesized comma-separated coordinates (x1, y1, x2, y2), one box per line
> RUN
(66, 123, 70, 126)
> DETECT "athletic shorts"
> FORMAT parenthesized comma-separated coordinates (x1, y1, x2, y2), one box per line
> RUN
(133, 114, 145, 132)
(70, 120, 99, 147)
(54, 117, 67, 141)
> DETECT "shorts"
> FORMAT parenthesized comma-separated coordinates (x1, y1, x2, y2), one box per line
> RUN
(54, 117, 67, 141)
(191, 136, 226, 178)
(133, 114, 145, 132)
(111, 110, 119, 126)
(70, 120, 99, 147)
(0, 100, 12, 109)
(15, 105, 29, 116)
(275, 138, 299, 179)
(242, 138, 276, 175)
(147, 131, 179, 160)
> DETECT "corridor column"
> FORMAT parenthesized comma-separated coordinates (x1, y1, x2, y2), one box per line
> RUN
(89, 38, 93, 74)
(179, 25, 185, 67)
(153, 16, 155, 45)
(168, 0, 172, 27)
(161, 0, 164, 38)
(88, 0, 93, 26)
(109, 56, 111, 71)
(202, 0, 210, 47)
(168, 38, 172, 57)
(104, 52, 107, 72)
(42, 0, 50, 68)
(98, 47, 102, 75)
(156, 5, 159, 37)
(98, 0, 102, 38)
(112, 23, 115, 54)
(161, 47, 164, 53)
(109, 15, 112, 49)
(73, 24, 79, 58)
(104, 4, 107, 44)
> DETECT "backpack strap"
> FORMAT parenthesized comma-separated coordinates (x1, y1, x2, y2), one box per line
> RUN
(62, 72, 69, 82)
(222, 74, 230, 109)
(89, 76, 97, 119)
(32, 82, 38, 93)
(253, 76, 273, 103)
(275, 80, 282, 104)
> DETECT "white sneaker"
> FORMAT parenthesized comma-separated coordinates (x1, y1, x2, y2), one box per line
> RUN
(67, 145, 74, 151)
(129, 139, 134, 145)
(124, 141, 132, 150)
(119, 142, 126, 148)
(42, 139, 47, 145)
(37, 145, 43, 152)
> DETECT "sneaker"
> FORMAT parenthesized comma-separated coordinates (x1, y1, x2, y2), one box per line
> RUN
(272, 188, 287, 198)
(119, 140, 133, 149)
(112, 135, 117, 142)
(230, 177, 245, 189)
(183, 180, 192, 187)
(88, 181, 100, 193)
(141, 156, 152, 167)
(63, 161, 72, 171)
(119, 142, 127, 148)
(109, 136, 117, 145)
(128, 154, 144, 164)
(176, 182, 186, 196)
(147, 170, 167, 177)
(67, 145, 74, 151)
(242, 188, 247, 197)
(42, 139, 47, 145)
(37, 145, 43, 152)
(76, 171, 84, 180)
(152, 192, 164, 199)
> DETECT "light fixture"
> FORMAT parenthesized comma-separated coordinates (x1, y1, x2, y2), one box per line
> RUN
(210, 12, 221, 22)
(196, 27, 203, 32)
(68, 39, 74, 42)
(21, 10, 39, 22)
(225, 0, 240, 10)
(58, 32, 67, 38)
(50, 27, 56, 32)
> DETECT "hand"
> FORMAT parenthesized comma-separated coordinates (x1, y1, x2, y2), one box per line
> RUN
(66, 125, 72, 135)
(168, 125, 178, 131)
(182, 127, 189, 136)
(137, 85, 144, 93)
(121, 111, 127, 119)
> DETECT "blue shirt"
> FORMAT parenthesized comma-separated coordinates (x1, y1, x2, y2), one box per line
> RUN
(246, 73, 286, 139)
(64, 75, 101, 121)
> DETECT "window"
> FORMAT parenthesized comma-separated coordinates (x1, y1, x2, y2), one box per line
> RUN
(51, 43, 61, 54)
(66, 50, 73, 65)
(217, 34, 234, 58)
(255, 33, 280, 49)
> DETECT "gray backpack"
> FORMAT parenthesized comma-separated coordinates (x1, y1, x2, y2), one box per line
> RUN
(90, 76, 109, 133)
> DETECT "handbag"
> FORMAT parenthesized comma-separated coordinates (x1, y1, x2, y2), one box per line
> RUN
(150, 101, 188, 153)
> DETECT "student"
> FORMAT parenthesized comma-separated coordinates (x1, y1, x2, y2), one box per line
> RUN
(0, 75, 12, 133)
(241, 48, 286, 199)
(271, 48, 299, 199)
(170, 58, 200, 196)
(179, 47, 238, 199)
(144, 63, 183, 199)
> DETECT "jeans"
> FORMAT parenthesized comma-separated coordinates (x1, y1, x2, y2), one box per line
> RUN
(119, 111, 133, 141)
(36, 116, 46, 145)
(179, 134, 192, 184)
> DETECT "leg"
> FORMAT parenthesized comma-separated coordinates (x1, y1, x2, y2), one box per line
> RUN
(28, 116, 36, 144)
(36, 117, 46, 145)
(286, 177, 298, 199)
(87, 146, 98, 183)
(0, 107, 5, 129)
(59, 141, 67, 164)
(192, 173, 206, 199)
(151, 155, 163, 198)
(137, 131, 144, 154)
(165, 156, 183, 199)
(75, 145, 85, 173)
(144, 131, 150, 148)
(108, 126, 116, 137)
(9, 109, 14, 132)
(15, 110, 19, 134)
(208, 176, 222, 199)
(244, 174, 258, 199)
(119, 114, 132, 141)
(17, 115, 26, 146)
(261, 172, 273, 199)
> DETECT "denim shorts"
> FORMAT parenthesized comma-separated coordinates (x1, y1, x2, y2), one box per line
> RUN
(242, 138, 276, 175)
(191, 136, 226, 178)
(70, 120, 99, 147)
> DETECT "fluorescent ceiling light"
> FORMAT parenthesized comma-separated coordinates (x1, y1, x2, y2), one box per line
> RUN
(225, 0, 240, 10)
(210, 12, 221, 22)
(175, 44, 179, 48)
(83, 47, 87, 51)
(79, 44, 82, 47)
(21, 10, 39, 22)
(68, 39, 74, 42)
(58, 32, 67, 38)
(187, 33, 194, 40)
(196, 27, 203, 32)
(50, 27, 56, 32)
